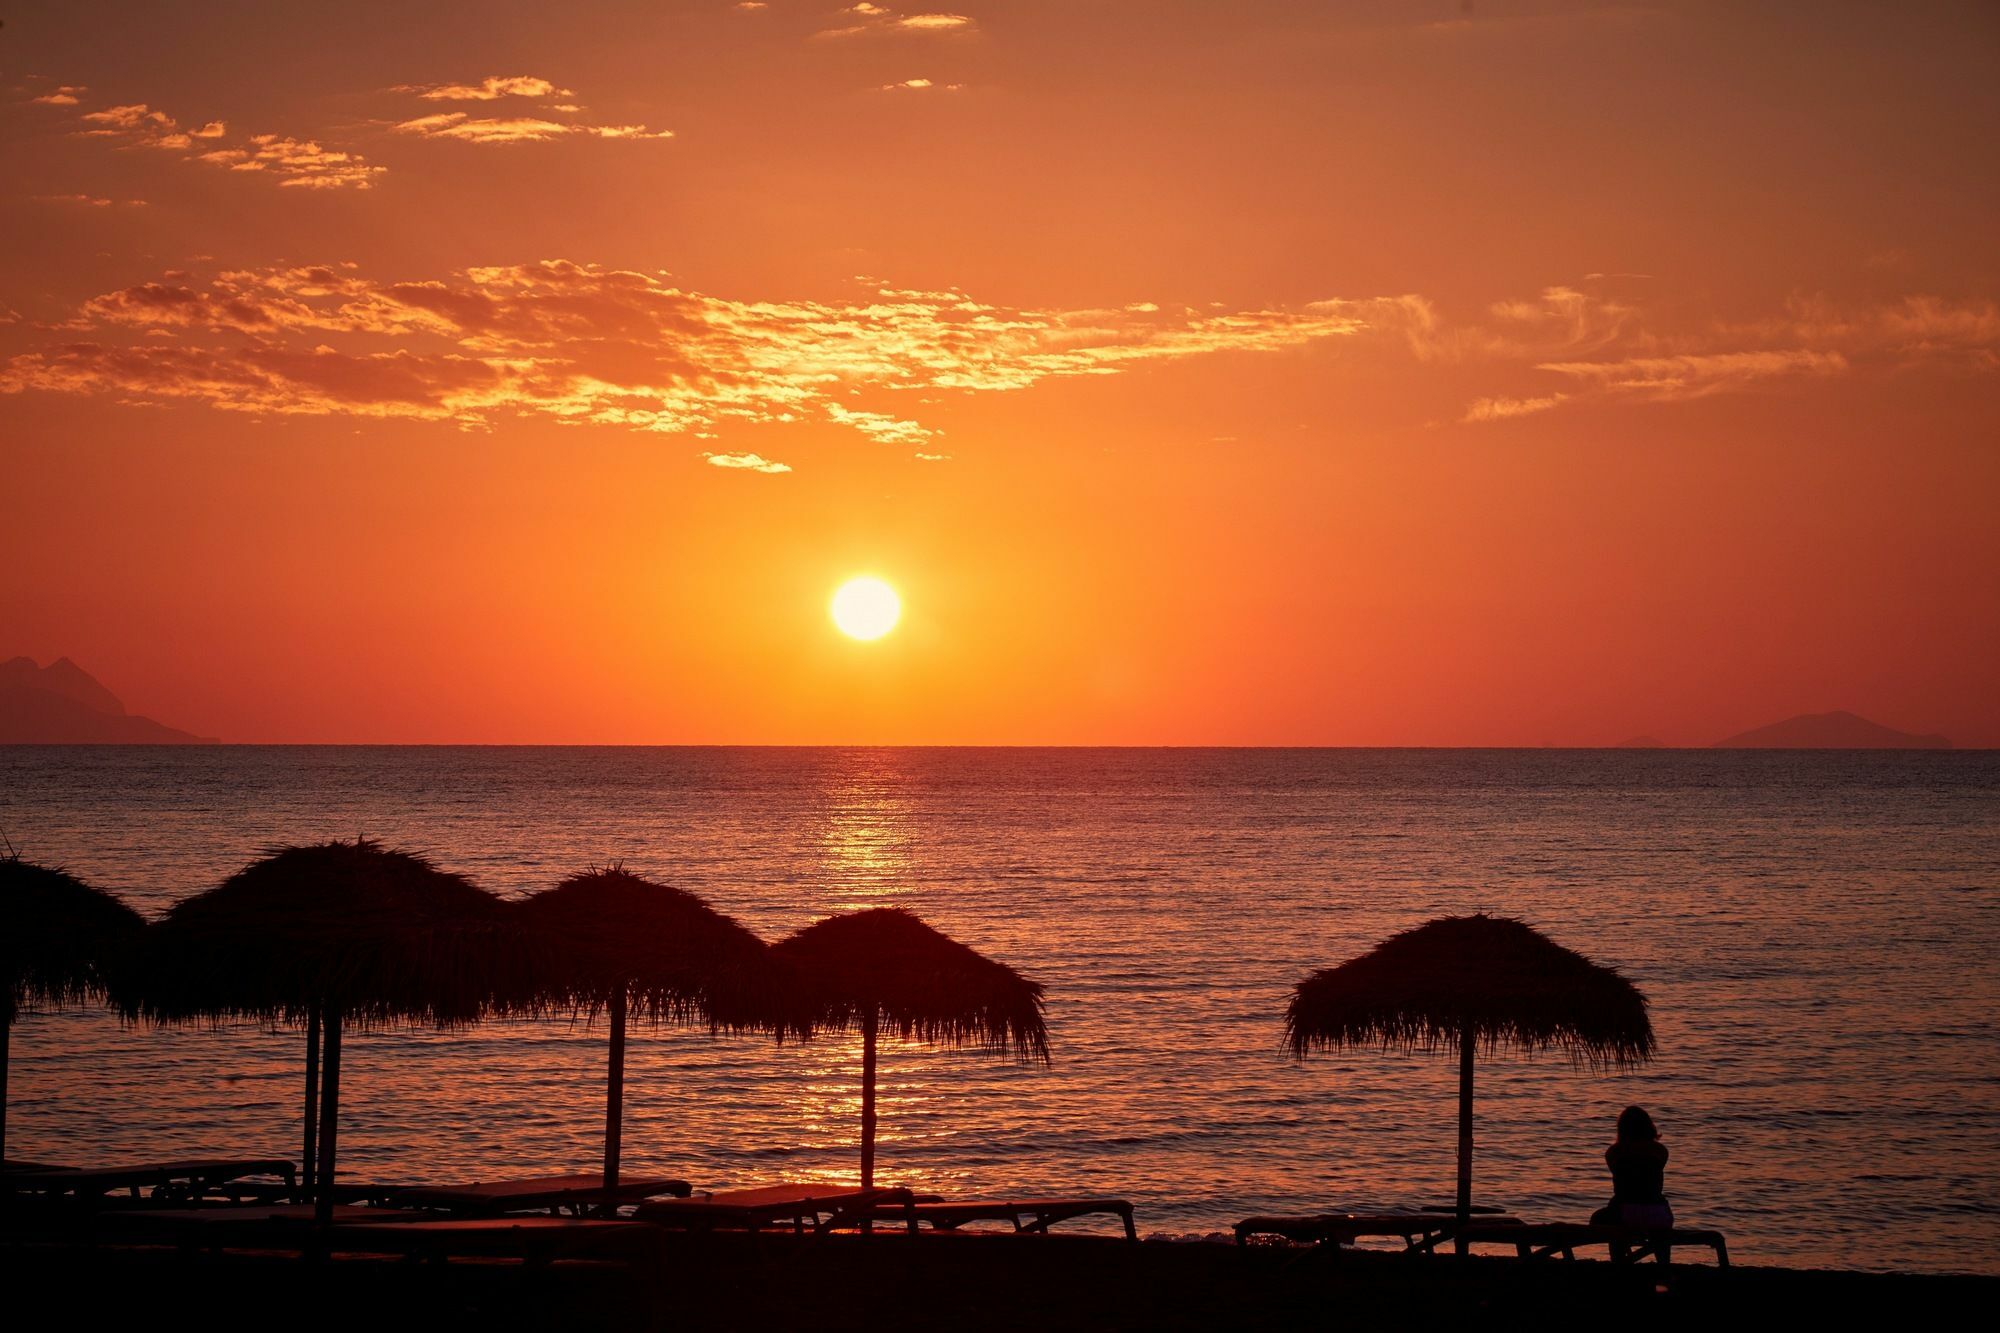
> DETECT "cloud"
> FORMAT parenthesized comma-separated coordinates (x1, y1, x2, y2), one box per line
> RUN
(390, 80, 672, 144)
(393, 112, 674, 143)
(704, 451, 791, 473)
(400, 76, 574, 102)
(60, 96, 380, 188)
(1459, 392, 1567, 423)
(198, 135, 386, 189)
(1536, 349, 1849, 400)
(825, 402, 934, 444)
(31, 85, 88, 106)
(817, 4, 977, 39)
(35, 193, 147, 208)
(879, 78, 962, 92)
(1453, 291, 1997, 422)
(4, 261, 1375, 445)
(79, 103, 228, 150)
(18, 261, 1983, 442)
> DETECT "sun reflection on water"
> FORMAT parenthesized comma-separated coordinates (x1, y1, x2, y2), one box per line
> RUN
(817, 752, 916, 902)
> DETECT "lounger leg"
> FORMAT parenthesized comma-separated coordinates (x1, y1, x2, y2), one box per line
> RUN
(1122, 1208, 1137, 1242)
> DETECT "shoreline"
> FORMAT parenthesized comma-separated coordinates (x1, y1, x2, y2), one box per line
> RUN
(5, 1232, 1993, 1331)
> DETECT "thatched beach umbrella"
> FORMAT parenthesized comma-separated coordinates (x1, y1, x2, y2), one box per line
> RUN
(127, 838, 531, 1223)
(1286, 914, 1653, 1227)
(771, 908, 1047, 1189)
(514, 868, 785, 1191)
(1, 855, 144, 1167)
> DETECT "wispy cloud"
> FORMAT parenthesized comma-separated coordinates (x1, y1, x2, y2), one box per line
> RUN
(51, 95, 381, 189)
(31, 85, 88, 106)
(35, 193, 148, 208)
(389, 77, 671, 144)
(3, 261, 1375, 445)
(79, 103, 227, 150)
(1536, 349, 1849, 400)
(817, 4, 977, 39)
(397, 75, 574, 102)
(704, 451, 792, 474)
(392, 113, 672, 144)
(197, 135, 385, 189)
(1453, 291, 1997, 422)
(1459, 392, 1567, 423)
(826, 402, 935, 444)
(879, 78, 962, 92)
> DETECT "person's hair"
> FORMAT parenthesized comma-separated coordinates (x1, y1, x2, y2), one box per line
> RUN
(1616, 1105, 1659, 1142)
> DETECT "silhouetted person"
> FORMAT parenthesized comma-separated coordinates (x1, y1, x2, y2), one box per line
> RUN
(1591, 1105, 1674, 1228)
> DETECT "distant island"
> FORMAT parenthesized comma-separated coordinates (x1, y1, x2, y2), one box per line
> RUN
(1607, 711, 1954, 749)
(1711, 710, 1951, 750)
(0, 656, 217, 744)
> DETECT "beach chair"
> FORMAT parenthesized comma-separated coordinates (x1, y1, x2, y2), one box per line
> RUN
(1455, 1220, 1729, 1267)
(849, 1197, 1138, 1240)
(1, 1158, 297, 1204)
(322, 1217, 659, 1267)
(1234, 1211, 1521, 1253)
(636, 1184, 919, 1235)
(383, 1173, 691, 1217)
(96, 1202, 423, 1252)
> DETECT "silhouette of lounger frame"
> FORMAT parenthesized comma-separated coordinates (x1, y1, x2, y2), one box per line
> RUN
(851, 1197, 1138, 1240)
(1454, 1221, 1729, 1267)
(2, 1158, 296, 1204)
(96, 1202, 423, 1251)
(382, 1173, 691, 1216)
(636, 1184, 919, 1235)
(326, 1217, 658, 1266)
(1234, 1212, 1521, 1252)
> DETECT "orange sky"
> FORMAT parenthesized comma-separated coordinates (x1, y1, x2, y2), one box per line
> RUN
(3, 1, 1996, 745)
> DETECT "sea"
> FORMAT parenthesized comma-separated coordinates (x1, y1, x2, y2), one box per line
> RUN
(2, 746, 1995, 1273)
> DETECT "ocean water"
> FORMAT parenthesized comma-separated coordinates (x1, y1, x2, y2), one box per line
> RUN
(2, 747, 1996, 1274)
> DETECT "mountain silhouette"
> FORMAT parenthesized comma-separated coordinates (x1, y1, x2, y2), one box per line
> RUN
(1711, 710, 1949, 750)
(0, 657, 216, 743)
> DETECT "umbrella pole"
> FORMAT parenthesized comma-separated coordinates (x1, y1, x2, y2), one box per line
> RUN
(860, 1008, 878, 1192)
(302, 1008, 319, 1199)
(1, 1012, 11, 1170)
(603, 988, 626, 1193)
(1454, 1023, 1475, 1254)
(314, 1007, 342, 1227)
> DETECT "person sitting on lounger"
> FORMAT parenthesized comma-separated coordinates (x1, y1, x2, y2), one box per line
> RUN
(1590, 1105, 1674, 1228)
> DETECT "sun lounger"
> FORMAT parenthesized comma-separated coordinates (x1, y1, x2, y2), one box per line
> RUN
(1234, 1212, 1522, 1252)
(323, 1217, 658, 1266)
(850, 1198, 1138, 1241)
(97, 1202, 422, 1250)
(636, 1184, 919, 1235)
(2, 1158, 296, 1203)
(1455, 1221, 1729, 1267)
(383, 1173, 691, 1216)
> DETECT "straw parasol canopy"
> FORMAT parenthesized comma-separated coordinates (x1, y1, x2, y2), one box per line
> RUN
(513, 868, 789, 1190)
(1, 853, 144, 1168)
(126, 838, 531, 1222)
(771, 908, 1047, 1189)
(1286, 914, 1653, 1226)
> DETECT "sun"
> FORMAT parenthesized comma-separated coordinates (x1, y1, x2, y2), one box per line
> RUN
(830, 576, 901, 641)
